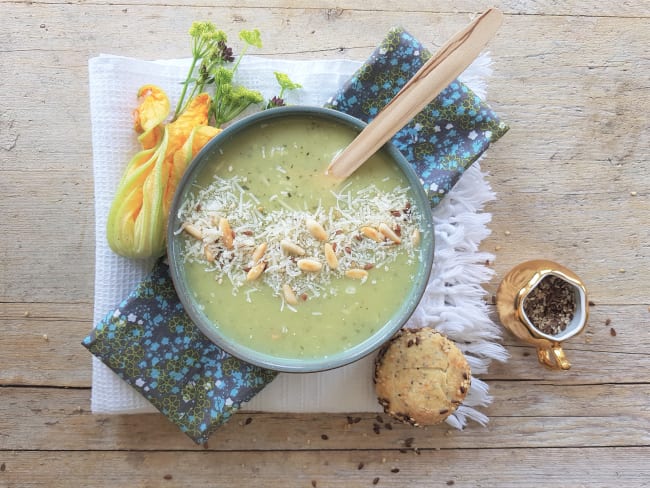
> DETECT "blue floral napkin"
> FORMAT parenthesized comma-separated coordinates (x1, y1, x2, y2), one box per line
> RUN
(83, 27, 508, 444)
(83, 259, 277, 443)
(326, 27, 508, 206)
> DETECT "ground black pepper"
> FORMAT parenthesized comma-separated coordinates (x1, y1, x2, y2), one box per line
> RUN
(523, 275, 576, 335)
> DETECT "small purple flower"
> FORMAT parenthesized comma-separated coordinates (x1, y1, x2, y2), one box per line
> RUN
(266, 96, 285, 109)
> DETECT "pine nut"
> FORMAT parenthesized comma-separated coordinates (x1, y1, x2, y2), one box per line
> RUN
(306, 218, 328, 241)
(183, 223, 202, 240)
(297, 258, 323, 272)
(246, 261, 266, 281)
(219, 218, 234, 249)
(345, 268, 368, 280)
(283, 284, 298, 305)
(204, 245, 215, 262)
(411, 228, 421, 247)
(361, 226, 383, 242)
(251, 242, 268, 263)
(324, 242, 339, 269)
(379, 223, 401, 244)
(281, 238, 306, 256)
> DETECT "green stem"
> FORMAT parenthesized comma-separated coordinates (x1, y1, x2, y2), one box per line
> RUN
(230, 45, 248, 75)
(173, 56, 199, 120)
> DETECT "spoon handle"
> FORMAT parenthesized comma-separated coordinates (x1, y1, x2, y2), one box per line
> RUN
(326, 8, 503, 179)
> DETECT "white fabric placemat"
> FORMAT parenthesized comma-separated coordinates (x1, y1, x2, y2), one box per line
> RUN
(89, 53, 507, 428)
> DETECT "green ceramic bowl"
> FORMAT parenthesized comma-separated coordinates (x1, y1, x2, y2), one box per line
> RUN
(167, 106, 434, 372)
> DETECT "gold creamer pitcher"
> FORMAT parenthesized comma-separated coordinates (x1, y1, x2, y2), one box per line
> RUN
(496, 260, 589, 370)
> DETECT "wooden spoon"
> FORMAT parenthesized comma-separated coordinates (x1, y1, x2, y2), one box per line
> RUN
(326, 8, 504, 180)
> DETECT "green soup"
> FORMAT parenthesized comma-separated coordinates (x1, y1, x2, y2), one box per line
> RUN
(175, 114, 428, 362)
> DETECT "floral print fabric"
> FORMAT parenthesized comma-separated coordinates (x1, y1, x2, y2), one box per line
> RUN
(326, 27, 508, 206)
(83, 259, 277, 444)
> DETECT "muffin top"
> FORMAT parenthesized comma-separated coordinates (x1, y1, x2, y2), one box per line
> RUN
(374, 327, 471, 426)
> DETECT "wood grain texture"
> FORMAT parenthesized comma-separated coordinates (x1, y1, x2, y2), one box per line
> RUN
(0, 384, 648, 451)
(6, 0, 650, 17)
(1, 448, 649, 488)
(1, 1, 649, 486)
(2, 303, 647, 386)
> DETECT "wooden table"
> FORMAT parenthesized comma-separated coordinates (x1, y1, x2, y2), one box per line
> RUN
(2, 1, 649, 486)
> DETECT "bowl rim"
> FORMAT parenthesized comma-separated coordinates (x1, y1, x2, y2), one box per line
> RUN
(167, 105, 435, 372)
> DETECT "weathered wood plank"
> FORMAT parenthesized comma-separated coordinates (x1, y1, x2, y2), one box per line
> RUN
(1, 383, 648, 451)
(2, 303, 647, 386)
(4, 0, 650, 17)
(0, 302, 92, 386)
(0, 170, 95, 304)
(485, 346, 650, 384)
(1, 448, 648, 488)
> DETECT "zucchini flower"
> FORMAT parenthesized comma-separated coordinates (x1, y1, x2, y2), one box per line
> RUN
(106, 87, 220, 259)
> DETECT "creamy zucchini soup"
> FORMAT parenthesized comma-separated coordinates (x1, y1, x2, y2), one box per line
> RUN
(175, 114, 427, 361)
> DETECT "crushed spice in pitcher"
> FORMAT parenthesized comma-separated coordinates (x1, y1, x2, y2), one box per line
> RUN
(522, 275, 576, 336)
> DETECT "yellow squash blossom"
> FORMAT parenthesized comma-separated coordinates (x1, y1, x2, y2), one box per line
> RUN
(133, 85, 170, 149)
(106, 86, 220, 259)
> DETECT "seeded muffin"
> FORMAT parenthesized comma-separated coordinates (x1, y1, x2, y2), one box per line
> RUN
(374, 327, 471, 426)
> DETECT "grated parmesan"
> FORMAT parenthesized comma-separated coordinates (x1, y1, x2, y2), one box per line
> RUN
(177, 174, 423, 305)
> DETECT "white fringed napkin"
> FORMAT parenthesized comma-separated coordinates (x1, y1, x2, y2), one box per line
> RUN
(89, 53, 507, 428)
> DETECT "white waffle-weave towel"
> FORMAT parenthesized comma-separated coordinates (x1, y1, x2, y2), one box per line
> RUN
(89, 53, 507, 428)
